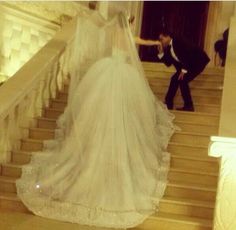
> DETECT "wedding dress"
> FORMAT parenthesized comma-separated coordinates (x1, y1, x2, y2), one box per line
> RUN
(16, 10, 176, 229)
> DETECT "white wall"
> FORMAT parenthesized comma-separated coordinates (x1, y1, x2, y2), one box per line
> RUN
(205, 1, 236, 66)
(0, 2, 86, 82)
(218, 2, 235, 38)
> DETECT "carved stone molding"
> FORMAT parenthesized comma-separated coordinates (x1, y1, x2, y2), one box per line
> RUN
(2, 2, 86, 25)
(209, 136, 236, 230)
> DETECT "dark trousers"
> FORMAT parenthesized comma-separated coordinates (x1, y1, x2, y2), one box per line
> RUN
(165, 65, 206, 108)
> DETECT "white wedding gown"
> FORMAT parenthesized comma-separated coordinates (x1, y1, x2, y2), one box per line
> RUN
(16, 12, 176, 229)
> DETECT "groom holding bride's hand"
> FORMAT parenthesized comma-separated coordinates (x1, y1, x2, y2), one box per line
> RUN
(138, 30, 210, 112)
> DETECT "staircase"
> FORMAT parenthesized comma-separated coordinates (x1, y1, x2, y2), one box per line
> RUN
(0, 62, 223, 230)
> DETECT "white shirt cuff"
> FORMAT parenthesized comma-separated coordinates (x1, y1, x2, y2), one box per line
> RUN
(181, 69, 187, 74)
(158, 52, 164, 59)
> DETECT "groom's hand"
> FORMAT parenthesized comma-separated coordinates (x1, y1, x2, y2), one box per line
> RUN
(178, 72, 185, 80)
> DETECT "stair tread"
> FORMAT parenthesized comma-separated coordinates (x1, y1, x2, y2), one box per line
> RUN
(0, 175, 17, 182)
(13, 150, 48, 156)
(148, 75, 223, 82)
(172, 110, 219, 117)
(61, 88, 223, 99)
(0, 191, 19, 201)
(155, 91, 222, 99)
(12, 150, 30, 154)
(147, 72, 224, 79)
(45, 107, 64, 112)
(0, 176, 216, 191)
(52, 98, 219, 110)
(12, 151, 32, 157)
(64, 88, 222, 100)
(151, 84, 223, 91)
(169, 142, 208, 149)
(174, 131, 212, 137)
(168, 181, 216, 191)
(175, 120, 219, 127)
(1, 163, 23, 168)
(29, 127, 55, 132)
(22, 138, 43, 143)
(170, 167, 218, 176)
(36, 117, 57, 122)
(175, 102, 221, 107)
(153, 212, 213, 226)
(161, 196, 215, 207)
(171, 154, 218, 163)
(58, 92, 67, 95)
(49, 98, 220, 108)
(51, 99, 67, 103)
(0, 175, 216, 189)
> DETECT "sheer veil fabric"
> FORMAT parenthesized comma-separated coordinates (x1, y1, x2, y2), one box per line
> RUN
(16, 8, 177, 229)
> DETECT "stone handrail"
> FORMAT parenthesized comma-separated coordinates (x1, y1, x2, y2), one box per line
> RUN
(0, 17, 77, 163)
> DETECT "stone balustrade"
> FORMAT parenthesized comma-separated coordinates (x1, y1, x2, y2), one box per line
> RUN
(0, 17, 77, 163)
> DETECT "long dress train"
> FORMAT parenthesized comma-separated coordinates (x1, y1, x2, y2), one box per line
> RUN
(16, 12, 176, 229)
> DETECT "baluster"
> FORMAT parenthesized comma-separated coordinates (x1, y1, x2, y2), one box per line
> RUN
(10, 105, 21, 152)
(35, 75, 47, 117)
(0, 116, 11, 162)
(50, 60, 60, 100)
(18, 96, 31, 138)
(26, 88, 38, 127)
(41, 69, 51, 109)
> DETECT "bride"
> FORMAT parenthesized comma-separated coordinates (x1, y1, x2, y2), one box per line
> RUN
(16, 7, 176, 229)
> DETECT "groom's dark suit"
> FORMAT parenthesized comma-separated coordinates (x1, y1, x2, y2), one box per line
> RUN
(158, 37, 210, 109)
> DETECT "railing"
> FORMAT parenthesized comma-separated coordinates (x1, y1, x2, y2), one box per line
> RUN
(209, 16, 236, 230)
(0, 17, 77, 163)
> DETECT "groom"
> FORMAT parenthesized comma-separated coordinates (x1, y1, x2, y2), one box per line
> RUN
(157, 30, 210, 111)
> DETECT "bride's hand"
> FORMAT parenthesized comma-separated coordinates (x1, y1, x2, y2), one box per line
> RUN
(155, 40, 161, 46)
(134, 37, 161, 46)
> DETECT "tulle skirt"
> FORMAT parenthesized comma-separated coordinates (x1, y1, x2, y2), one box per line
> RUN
(16, 56, 176, 228)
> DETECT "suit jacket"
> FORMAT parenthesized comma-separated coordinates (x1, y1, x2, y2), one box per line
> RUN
(159, 37, 210, 73)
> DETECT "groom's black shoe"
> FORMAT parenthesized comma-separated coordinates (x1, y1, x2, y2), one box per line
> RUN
(176, 106, 194, 112)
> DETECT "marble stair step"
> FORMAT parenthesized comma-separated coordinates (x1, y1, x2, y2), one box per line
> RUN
(0, 191, 29, 213)
(50, 99, 67, 110)
(29, 128, 55, 140)
(168, 142, 209, 158)
(172, 111, 219, 125)
(42, 107, 220, 126)
(21, 139, 44, 152)
(155, 92, 221, 105)
(150, 84, 222, 97)
(168, 168, 218, 187)
(166, 181, 216, 201)
(57, 89, 222, 105)
(175, 120, 218, 135)
(148, 77, 223, 89)
(171, 131, 212, 146)
(36, 117, 57, 130)
(0, 174, 216, 207)
(170, 155, 219, 173)
(159, 197, 214, 219)
(135, 212, 212, 230)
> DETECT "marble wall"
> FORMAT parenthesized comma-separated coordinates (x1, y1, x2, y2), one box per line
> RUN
(0, 2, 87, 82)
(4, 1, 86, 24)
(203, 1, 235, 66)
(0, 1, 144, 83)
(0, 0, 234, 80)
